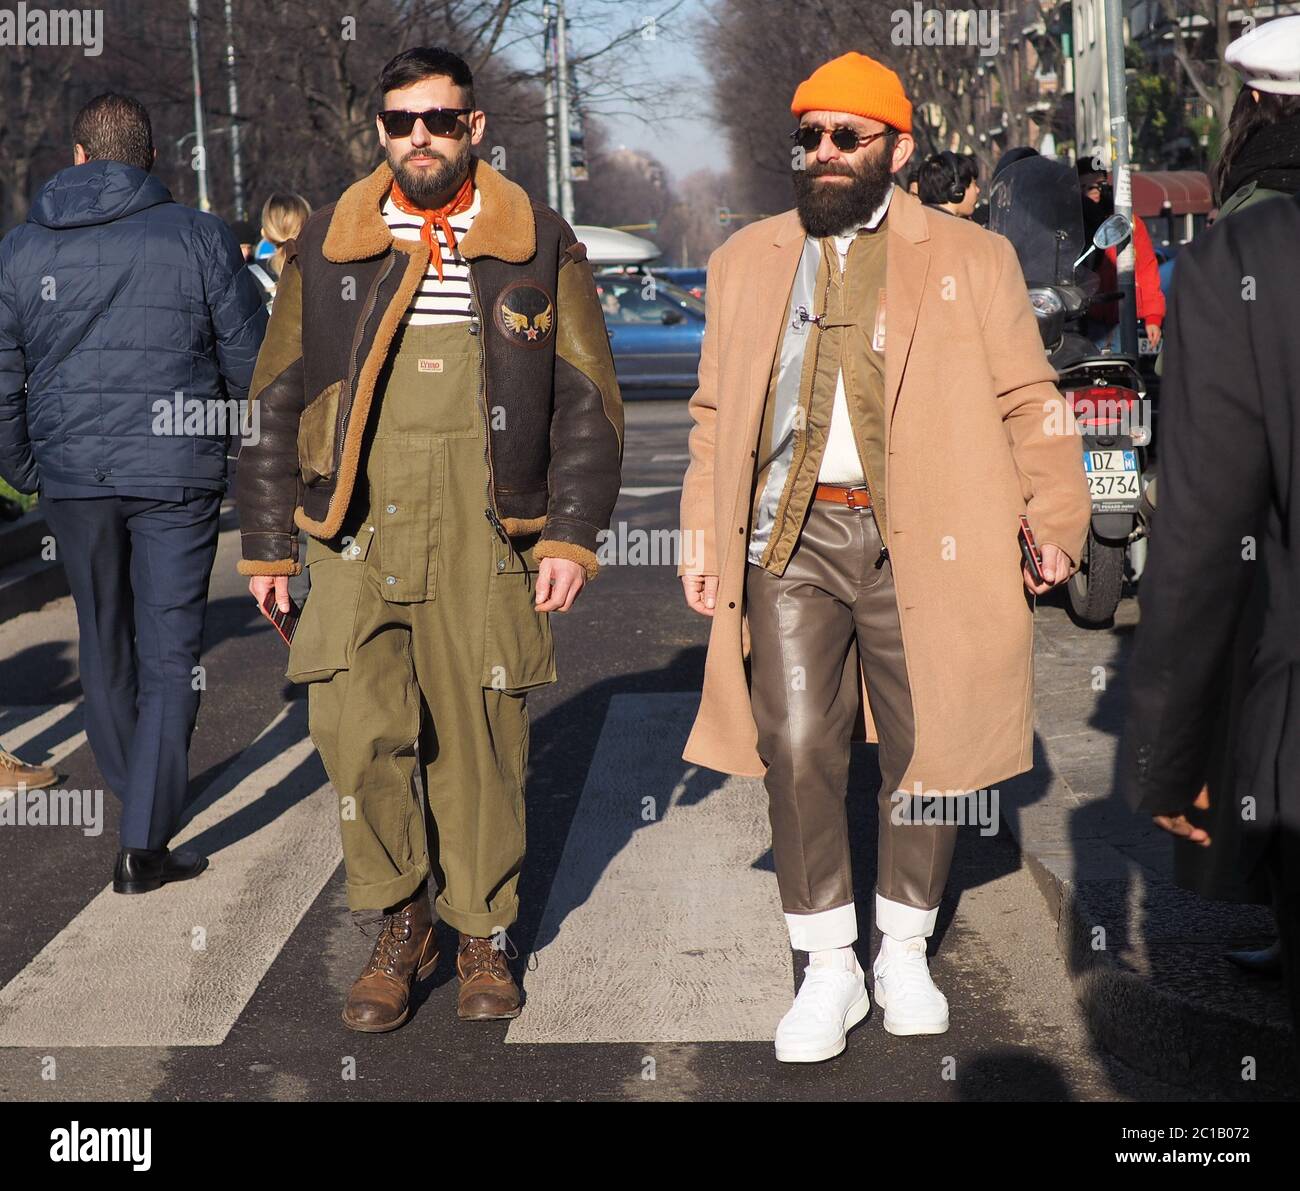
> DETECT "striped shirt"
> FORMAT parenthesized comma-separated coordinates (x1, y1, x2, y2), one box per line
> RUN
(381, 187, 480, 324)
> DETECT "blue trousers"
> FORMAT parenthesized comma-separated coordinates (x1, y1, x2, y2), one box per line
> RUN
(41, 493, 221, 849)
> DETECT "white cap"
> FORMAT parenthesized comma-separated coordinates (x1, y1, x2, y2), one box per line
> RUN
(1225, 14, 1300, 95)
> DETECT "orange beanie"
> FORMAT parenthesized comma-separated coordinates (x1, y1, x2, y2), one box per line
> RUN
(791, 52, 912, 135)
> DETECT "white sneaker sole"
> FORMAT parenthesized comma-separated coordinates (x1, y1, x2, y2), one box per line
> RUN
(873, 981, 950, 1036)
(774, 987, 871, 1063)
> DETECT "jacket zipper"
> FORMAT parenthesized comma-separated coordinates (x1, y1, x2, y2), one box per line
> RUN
(336, 252, 397, 460)
(466, 266, 508, 543)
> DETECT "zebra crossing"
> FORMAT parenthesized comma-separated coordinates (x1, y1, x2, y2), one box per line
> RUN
(0, 690, 788, 1049)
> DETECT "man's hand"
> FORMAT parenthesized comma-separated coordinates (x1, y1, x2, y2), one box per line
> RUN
(535, 557, 585, 613)
(1145, 322, 1162, 350)
(682, 573, 719, 616)
(250, 574, 290, 615)
(1023, 543, 1073, 595)
(1153, 784, 1212, 848)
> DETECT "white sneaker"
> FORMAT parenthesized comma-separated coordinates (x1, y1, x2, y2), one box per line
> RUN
(872, 936, 949, 1035)
(774, 954, 871, 1063)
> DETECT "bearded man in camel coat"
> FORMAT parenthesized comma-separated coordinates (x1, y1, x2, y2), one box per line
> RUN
(679, 53, 1090, 1062)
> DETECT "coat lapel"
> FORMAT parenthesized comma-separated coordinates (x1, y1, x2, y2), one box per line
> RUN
(744, 212, 805, 437)
(884, 187, 932, 428)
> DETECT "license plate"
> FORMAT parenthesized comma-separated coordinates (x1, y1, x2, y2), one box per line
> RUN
(1084, 449, 1139, 501)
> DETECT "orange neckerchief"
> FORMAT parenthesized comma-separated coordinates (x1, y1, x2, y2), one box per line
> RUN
(389, 171, 475, 281)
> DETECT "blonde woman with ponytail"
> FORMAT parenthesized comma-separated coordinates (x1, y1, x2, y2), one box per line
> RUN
(248, 192, 311, 309)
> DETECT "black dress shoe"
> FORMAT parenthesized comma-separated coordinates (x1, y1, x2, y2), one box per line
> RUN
(113, 847, 209, 895)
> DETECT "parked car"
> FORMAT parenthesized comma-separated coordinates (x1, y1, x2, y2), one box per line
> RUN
(650, 266, 707, 298)
(595, 270, 704, 399)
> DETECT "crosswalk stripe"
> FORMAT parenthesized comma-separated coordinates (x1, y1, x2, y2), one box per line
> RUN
(618, 486, 682, 498)
(505, 692, 790, 1044)
(0, 702, 340, 1047)
(0, 702, 87, 802)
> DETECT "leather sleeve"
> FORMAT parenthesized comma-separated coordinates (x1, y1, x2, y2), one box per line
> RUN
(536, 235, 624, 579)
(236, 247, 306, 577)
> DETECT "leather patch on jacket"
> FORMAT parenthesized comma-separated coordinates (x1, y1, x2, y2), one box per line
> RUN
(494, 280, 555, 349)
(297, 379, 343, 485)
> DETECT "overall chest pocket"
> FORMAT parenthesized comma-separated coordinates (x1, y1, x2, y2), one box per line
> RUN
(480, 539, 556, 692)
(285, 527, 374, 683)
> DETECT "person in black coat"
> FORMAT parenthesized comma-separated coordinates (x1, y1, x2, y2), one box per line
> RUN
(1118, 193, 1300, 1035)
(0, 93, 267, 894)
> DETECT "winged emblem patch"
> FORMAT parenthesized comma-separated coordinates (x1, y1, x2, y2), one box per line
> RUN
(501, 301, 553, 342)
(494, 282, 556, 349)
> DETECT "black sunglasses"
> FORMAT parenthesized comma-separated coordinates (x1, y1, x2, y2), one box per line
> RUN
(790, 124, 892, 154)
(378, 107, 473, 138)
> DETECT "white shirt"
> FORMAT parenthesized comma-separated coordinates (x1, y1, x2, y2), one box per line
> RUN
(817, 184, 893, 485)
(381, 187, 481, 324)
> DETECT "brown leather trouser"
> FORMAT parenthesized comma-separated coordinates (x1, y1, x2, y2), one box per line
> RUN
(746, 500, 957, 928)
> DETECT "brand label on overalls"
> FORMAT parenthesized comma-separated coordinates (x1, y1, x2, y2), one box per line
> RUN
(418, 358, 444, 373)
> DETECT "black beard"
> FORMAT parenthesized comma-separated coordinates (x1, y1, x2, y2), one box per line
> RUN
(793, 151, 895, 237)
(390, 145, 467, 207)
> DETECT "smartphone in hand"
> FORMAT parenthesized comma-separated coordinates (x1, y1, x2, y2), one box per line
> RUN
(1018, 514, 1047, 586)
(260, 589, 300, 646)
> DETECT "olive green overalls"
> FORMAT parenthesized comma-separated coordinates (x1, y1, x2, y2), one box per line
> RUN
(285, 319, 556, 936)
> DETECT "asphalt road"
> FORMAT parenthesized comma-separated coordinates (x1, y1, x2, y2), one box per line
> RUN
(0, 399, 1190, 1102)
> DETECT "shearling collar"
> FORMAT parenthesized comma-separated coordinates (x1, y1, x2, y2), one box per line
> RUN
(322, 155, 536, 264)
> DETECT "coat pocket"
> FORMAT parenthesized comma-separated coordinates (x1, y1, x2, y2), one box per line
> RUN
(297, 380, 344, 486)
(480, 539, 556, 691)
(285, 528, 373, 683)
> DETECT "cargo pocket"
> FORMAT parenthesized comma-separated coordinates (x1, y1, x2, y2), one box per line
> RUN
(480, 537, 556, 691)
(297, 380, 344, 486)
(285, 528, 373, 683)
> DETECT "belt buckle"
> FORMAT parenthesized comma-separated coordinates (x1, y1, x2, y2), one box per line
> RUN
(844, 485, 868, 509)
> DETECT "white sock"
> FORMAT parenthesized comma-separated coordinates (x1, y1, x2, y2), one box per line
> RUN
(880, 934, 925, 957)
(808, 945, 857, 971)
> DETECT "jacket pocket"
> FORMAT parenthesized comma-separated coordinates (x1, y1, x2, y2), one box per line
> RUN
(480, 538, 556, 691)
(285, 528, 373, 683)
(297, 380, 344, 486)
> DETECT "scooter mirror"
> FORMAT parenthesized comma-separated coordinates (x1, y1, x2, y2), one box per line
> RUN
(1093, 213, 1132, 250)
(1072, 213, 1134, 270)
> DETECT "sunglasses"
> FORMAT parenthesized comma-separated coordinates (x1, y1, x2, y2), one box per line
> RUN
(791, 124, 893, 154)
(378, 107, 472, 138)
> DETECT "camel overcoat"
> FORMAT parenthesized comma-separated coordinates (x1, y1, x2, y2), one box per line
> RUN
(679, 187, 1091, 791)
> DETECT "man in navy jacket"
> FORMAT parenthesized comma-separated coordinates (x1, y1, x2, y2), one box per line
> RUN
(0, 93, 266, 892)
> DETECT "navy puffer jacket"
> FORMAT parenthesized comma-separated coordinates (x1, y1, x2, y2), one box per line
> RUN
(0, 161, 267, 494)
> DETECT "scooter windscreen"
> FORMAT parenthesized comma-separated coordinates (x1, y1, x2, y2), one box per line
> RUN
(986, 155, 1086, 289)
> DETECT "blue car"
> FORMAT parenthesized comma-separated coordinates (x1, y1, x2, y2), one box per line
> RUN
(595, 271, 705, 400)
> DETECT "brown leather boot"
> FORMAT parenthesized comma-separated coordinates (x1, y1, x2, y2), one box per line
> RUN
(456, 933, 522, 1020)
(341, 889, 439, 1033)
(0, 748, 56, 793)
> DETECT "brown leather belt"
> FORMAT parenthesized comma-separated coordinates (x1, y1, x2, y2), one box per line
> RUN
(813, 483, 872, 508)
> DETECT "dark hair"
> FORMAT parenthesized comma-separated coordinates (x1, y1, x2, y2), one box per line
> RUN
(1214, 85, 1300, 203)
(72, 92, 154, 172)
(917, 150, 977, 204)
(378, 46, 474, 107)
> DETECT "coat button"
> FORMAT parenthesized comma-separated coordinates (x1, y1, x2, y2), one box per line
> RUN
(728, 601, 736, 608)
(385, 575, 397, 585)
(386, 503, 397, 514)
(94, 471, 106, 481)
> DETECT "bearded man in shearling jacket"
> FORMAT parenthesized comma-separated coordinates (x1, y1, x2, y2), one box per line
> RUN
(237, 47, 622, 1033)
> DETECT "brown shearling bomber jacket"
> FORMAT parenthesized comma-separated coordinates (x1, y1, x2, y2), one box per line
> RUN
(235, 156, 623, 579)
